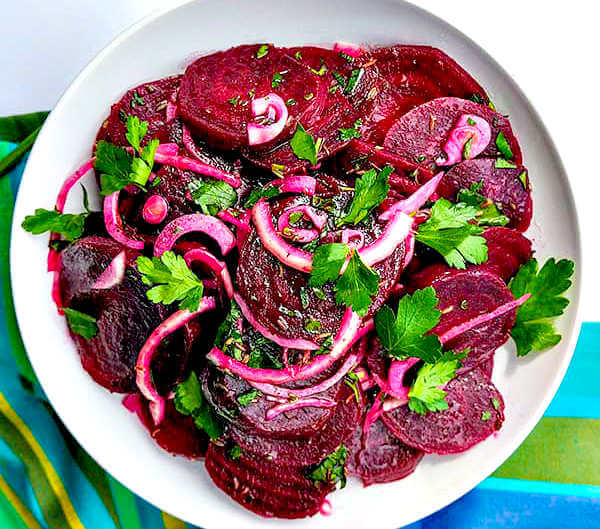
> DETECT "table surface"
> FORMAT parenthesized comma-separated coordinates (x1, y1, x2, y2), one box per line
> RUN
(1, 0, 598, 320)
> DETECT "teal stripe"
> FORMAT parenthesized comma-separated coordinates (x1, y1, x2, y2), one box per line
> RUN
(545, 322, 600, 419)
(481, 477, 600, 498)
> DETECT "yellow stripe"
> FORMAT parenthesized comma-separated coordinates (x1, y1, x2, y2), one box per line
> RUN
(0, 393, 86, 529)
(161, 510, 187, 529)
(0, 473, 44, 529)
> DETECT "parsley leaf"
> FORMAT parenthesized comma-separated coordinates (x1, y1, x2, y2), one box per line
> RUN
(375, 287, 442, 362)
(335, 250, 379, 316)
(96, 116, 158, 195)
(308, 445, 348, 488)
(22, 208, 88, 241)
(228, 444, 242, 460)
(416, 198, 488, 269)
(338, 118, 362, 141)
(290, 124, 320, 166)
(63, 308, 98, 339)
(243, 185, 280, 208)
(338, 166, 392, 226)
(188, 178, 237, 215)
(408, 352, 464, 414)
(174, 371, 223, 439)
(256, 44, 269, 58)
(237, 389, 260, 407)
(457, 182, 509, 227)
(309, 243, 349, 287)
(310, 243, 379, 315)
(495, 131, 513, 160)
(272, 71, 285, 89)
(95, 141, 133, 195)
(508, 258, 575, 356)
(495, 158, 517, 169)
(137, 251, 205, 311)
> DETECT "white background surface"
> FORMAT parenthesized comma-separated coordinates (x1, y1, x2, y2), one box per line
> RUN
(1, 0, 598, 320)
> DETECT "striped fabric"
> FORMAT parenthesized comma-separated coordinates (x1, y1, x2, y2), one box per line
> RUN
(0, 140, 598, 528)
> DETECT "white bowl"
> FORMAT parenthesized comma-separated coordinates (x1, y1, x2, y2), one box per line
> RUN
(10, 0, 582, 527)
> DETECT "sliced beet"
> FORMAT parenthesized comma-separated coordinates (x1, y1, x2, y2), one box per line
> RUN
(230, 385, 361, 466)
(383, 97, 522, 170)
(334, 139, 434, 189)
(137, 398, 208, 458)
(362, 45, 488, 143)
(478, 227, 532, 280)
(205, 443, 329, 518)
(417, 269, 516, 373)
(96, 75, 181, 147)
(444, 158, 532, 231)
(236, 193, 406, 343)
(383, 368, 504, 454)
(242, 47, 379, 174)
(179, 45, 327, 149)
(345, 419, 423, 486)
(206, 366, 342, 439)
(60, 236, 189, 393)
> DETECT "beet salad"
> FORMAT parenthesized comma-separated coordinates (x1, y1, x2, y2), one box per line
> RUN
(23, 41, 575, 519)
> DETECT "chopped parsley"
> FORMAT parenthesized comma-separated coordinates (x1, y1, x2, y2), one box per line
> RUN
(290, 124, 321, 166)
(344, 69, 364, 95)
(136, 251, 205, 311)
(375, 287, 442, 363)
(294, 50, 303, 61)
(304, 92, 314, 100)
(22, 208, 88, 241)
(271, 163, 286, 178)
(337, 166, 391, 226)
(463, 137, 473, 159)
(304, 319, 322, 333)
(228, 444, 242, 460)
(174, 371, 223, 439)
(237, 389, 261, 407)
(244, 185, 280, 208)
(188, 178, 237, 215)
(256, 44, 269, 58)
(214, 300, 243, 355)
(338, 118, 362, 141)
(227, 95, 240, 106)
(508, 258, 575, 356)
(481, 410, 492, 421)
(286, 98, 297, 106)
(271, 71, 286, 89)
(518, 170, 528, 189)
(63, 308, 98, 339)
(308, 445, 348, 488)
(495, 158, 517, 169)
(456, 182, 509, 227)
(495, 131, 513, 160)
(415, 198, 488, 269)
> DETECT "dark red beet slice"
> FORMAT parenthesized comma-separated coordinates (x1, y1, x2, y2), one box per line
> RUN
(236, 193, 406, 343)
(345, 420, 423, 486)
(230, 385, 361, 466)
(478, 227, 532, 280)
(136, 398, 208, 458)
(60, 237, 189, 393)
(383, 368, 504, 454)
(179, 45, 327, 149)
(206, 366, 341, 439)
(362, 45, 488, 143)
(96, 75, 181, 147)
(242, 47, 379, 174)
(334, 139, 434, 188)
(444, 158, 532, 232)
(414, 269, 516, 373)
(383, 97, 522, 170)
(205, 443, 329, 518)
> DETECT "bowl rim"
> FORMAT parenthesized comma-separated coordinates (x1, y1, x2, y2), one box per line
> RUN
(9, 0, 584, 526)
